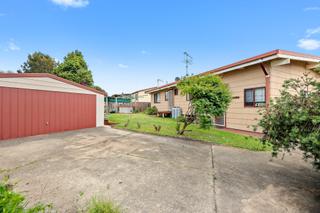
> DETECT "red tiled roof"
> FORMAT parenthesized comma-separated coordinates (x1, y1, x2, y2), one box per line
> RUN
(0, 73, 107, 95)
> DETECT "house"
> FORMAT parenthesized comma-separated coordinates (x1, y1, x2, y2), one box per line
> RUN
(147, 49, 320, 133)
(0, 73, 106, 140)
(107, 94, 132, 113)
(131, 87, 157, 103)
(108, 87, 156, 113)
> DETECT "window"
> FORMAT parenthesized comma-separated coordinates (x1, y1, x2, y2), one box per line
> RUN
(165, 91, 169, 101)
(174, 89, 179, 95)
(214, 114, 225, 127)
(244, 87, 266, 107)
(154, 93, 160, 103)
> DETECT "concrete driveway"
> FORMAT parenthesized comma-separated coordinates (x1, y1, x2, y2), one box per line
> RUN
(0, 127, 319, 213)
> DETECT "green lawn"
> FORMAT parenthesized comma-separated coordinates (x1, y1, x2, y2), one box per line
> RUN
(107, 113, 270, 151)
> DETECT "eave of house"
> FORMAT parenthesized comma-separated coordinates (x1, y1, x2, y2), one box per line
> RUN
(147, 49, 320, 94)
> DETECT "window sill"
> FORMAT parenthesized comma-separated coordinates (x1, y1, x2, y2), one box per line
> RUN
(244, 106, 266, 108)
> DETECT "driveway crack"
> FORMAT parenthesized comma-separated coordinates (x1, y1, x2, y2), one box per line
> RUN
(211, 145, 218, 213)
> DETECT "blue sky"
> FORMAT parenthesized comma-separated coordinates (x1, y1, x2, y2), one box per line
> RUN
(1, 0, 320, 94)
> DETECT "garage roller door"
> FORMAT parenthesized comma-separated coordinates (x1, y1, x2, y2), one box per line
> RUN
(0, 87, 96, 140)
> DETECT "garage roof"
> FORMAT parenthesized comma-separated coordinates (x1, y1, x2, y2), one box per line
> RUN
(0, 73, 107, 96)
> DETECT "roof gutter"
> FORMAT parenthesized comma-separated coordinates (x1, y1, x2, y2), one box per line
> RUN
(213, 55, 278, 75)
(147, 84, 177, 93)
(148, 55, 279, 93)
(147, 53, 320, 93)
(277, 54, 320, 63)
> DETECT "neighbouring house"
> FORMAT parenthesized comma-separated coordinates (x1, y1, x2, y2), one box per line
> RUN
(108, 88, 157, 113)
(131, 86, 157, 112)
(131, 87, 157, 103)
(0, 73, 106, 140)
(107, 95, 132, 113)
(147, 49, 320, 133)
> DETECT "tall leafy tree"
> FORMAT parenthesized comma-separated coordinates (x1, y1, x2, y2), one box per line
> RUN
(176, 75, 232, 135)
(54, 50, 94, 86)
(19, 52, 57, 73)
(258, 73, 320, 169)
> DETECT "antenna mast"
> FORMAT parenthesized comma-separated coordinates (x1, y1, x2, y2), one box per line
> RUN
(183, 51, 193, 76)
(157, 79, 164, 87)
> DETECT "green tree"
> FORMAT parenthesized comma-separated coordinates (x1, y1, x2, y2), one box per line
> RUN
(258, 73, 320, 169)
(19, 52, 57, 73)
(176, 75, 232, 135)
(54, 50, 94, 86)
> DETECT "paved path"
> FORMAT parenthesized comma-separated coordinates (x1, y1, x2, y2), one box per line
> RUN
(0, 127, 319, 212)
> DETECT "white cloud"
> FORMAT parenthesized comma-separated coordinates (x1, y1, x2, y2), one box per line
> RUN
(50, 0, 89, 8)
(304, 7, 320, 11)
(7, 40, 20, 51)
(297, 39, 320, 50)
(306, 27, 320, 37)
(118, 64, 129, 69)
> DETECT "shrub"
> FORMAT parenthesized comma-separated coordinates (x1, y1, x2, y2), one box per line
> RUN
(132, 109, 139, 113)
(176, 75, 231, 134)
(87, 198, 122, 213)
(0, 181, 51, 213)
(144, 106, 158, 115)
(258, 73, 320, 169)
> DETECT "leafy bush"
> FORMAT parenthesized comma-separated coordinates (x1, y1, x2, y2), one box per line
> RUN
(87, 198, 122, 213)
(0, 181, 51, 213)
(258, 73, 320, 169)
(176, 75, 231, 134)
(144, 106, 158, 115)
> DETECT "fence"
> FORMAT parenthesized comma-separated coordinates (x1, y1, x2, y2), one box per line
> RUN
(108, 102, 150, 113)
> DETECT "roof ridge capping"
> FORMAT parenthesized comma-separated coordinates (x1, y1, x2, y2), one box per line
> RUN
(0, 73, 107, 96)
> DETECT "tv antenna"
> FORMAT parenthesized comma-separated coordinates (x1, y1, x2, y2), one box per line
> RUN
(157, 79, 164, 86)
(183, 51, 193, 76)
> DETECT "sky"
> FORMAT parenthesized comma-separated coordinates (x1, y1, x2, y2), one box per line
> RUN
(0, 0, 320, 95)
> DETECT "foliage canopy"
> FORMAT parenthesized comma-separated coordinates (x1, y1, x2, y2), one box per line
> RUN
(19, 51, 57, 73)
(54, 50, 94, 87)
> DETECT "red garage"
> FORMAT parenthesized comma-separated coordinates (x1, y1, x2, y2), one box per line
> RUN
(0, 73, 106, 140)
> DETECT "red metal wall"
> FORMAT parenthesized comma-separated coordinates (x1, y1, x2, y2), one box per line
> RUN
(0, 87, 96, 140)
